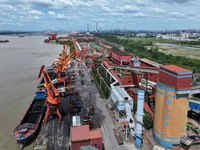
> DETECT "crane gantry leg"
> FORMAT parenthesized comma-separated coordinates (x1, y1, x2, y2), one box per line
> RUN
(45, 103, 63, 124)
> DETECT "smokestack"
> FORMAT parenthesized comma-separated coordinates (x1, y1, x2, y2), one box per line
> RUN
(87, 22, 89, 32)
(96, 21, 98, 32)
(135, 88, 145, 147)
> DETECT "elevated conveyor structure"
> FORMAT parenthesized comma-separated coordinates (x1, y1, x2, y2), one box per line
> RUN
(102, 61, 121, 85)
(110, 65, 159, 74)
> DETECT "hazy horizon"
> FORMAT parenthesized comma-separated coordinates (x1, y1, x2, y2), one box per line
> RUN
(0, 0, 200, 31)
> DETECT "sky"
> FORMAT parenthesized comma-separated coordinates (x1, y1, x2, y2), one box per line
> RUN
(0, 0, 200, 31)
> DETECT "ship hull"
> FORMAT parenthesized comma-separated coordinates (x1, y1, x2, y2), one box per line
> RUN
(13, 98, 46, 148)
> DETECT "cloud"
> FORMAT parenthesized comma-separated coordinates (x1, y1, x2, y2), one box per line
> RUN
(29, 10, 44, 15)
(120, 5, 139, 13)
(110, 12, 123, 17)
(90, 18, 106, 22)
(102, 5, 139, 13)
(151, 8, 166, 14)
(55, 14, 68, 20)
(123, 0, 146, 6)
(131, 13, 146, 17)
(30, 0, 109, 9)
(30, 0, 74, 9)
(102, 7, 112, 12)
(153, 0, 192, 4)
(47, 11, 56, 16)
(169, 11, 194, 18)
(19, 15, 41, 22)
(0, 4, 17, 12)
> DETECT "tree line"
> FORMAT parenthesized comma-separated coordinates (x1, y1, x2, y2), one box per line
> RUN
(91, 67, 110, 98)
(96, 34, 200, 73)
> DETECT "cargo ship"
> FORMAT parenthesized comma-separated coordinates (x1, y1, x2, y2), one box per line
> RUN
(13, 90, 47, 149)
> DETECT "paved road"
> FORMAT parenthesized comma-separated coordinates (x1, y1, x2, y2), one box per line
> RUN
(35, 60, 137, 150)
(79, 61, 130, 150)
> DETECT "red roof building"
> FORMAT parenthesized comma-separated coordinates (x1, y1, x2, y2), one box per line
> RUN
(87, 61, 95, 68)
(159, 65, 192, 90)
(71, 125, 102, 150)
(112, 51, 131, 65)
(90, 55, 99, 60)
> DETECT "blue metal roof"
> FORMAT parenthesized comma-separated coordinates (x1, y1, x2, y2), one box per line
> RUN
(111, 86, 133, 102)
(72, 116, 81, 127)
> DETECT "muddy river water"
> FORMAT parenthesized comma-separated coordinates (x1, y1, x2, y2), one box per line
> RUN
(0, 35, 63, 150)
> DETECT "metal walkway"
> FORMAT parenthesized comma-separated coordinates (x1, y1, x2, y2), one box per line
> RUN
(110, 65, 159, 74)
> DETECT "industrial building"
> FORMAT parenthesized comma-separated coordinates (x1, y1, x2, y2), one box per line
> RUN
(110, 86, 133, 123)
(71, 125, 102, 150)
(154, 65, 192, 148)
(112, 51, 131, 65)
(87, 61, 95, 68)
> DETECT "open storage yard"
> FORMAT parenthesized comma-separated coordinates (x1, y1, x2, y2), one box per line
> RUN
(34, 60, 137, 150)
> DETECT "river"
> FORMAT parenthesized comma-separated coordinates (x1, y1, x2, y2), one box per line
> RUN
(0, 35, 63, 150)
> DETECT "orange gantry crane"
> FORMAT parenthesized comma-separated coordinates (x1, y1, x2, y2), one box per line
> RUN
(52, 52, 75, 86)
(72, 39, 83, 60)
(38, 65, 62, 124)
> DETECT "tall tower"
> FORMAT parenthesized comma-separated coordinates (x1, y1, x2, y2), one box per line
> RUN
(135, 89, 145, 147)
(153, 65, 192, 148)
(96, 21, 98, 33)
(87, 22, 89, 32)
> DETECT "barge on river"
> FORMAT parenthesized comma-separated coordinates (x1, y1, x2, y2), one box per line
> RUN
(13, 90, 46, 148)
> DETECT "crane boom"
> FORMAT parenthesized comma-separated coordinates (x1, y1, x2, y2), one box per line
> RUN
(62, 53, 75, 72)
(38, 65, 62, 124)
(38, 65, 59, 96)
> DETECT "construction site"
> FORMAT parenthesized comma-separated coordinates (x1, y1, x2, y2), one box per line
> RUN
(14, 34, 200, 150)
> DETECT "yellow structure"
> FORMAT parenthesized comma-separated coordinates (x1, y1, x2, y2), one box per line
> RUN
(153, 81, 189, 148)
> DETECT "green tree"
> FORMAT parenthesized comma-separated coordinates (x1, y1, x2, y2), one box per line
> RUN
(196, 76, 200, 82)
(143, 110, 153, 130)
(133, 103, 137, 113)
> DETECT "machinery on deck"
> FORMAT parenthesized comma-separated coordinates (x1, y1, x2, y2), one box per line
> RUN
(70, 99, 81, 113)
(38, 65, 62, 124)
(82, 115, 93, 129)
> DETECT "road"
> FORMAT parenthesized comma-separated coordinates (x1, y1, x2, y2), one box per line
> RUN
(154, 43, 200, 51)
(79, 61, 137, 150)
(34, 60, 136, 150)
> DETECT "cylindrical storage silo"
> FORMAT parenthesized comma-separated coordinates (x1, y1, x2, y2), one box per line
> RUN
(153, 81, 189, 148)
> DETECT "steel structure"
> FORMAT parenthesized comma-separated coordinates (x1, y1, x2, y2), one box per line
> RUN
(38, 65, 62, 124)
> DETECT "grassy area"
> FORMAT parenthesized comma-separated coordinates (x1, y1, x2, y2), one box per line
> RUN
(129, 37, 178, 44)
(158, 46, 200, 60)
(97, 34, 200, 72)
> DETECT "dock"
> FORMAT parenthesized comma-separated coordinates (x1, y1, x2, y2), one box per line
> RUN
(34, 61, 104, 149)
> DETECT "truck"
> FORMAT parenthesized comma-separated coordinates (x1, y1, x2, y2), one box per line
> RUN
(113, 128, 123, 145)
(82, 115, 93, 129)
